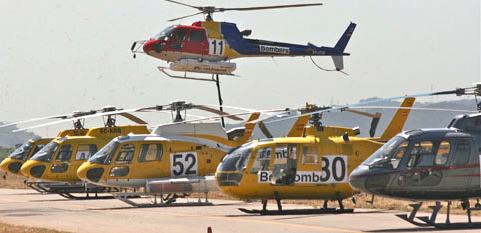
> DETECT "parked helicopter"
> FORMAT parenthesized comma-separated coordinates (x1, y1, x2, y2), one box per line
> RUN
(76, 103, 312, 206)
(19, 102, 244, 199)
(18, 107, 150, 197)
(349, 86, 481, 228)
(131, 1, 356, 79)
(214, 98, 415, 214)
(0, 110, 98, 176)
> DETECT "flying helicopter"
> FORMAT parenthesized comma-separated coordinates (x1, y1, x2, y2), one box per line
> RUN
(214, 98, 416, 214)
(349, 85, 481, 228)
(131, 1, 356, 80)
(76, 103, 314, 206)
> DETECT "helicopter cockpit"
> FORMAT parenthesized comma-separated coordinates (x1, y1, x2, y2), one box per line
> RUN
(350, 128, 477, 195)
(9, 141, 35, 161)
(151, 27, 174, 41)
(87, 140, 119, 165)
(361, 132, 454, 170)
(29, 140, 61, 163)
(216, 142, 254, 186)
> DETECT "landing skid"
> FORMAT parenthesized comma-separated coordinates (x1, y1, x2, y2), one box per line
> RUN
(157, 66, 235, 82)
(26, 181, 114, 200)
(238, 207, 354, 215)
(112, 191, 213, 208)
(397, 201, 481, 229)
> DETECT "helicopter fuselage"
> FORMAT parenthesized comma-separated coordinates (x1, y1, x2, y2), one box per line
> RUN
(77, 122, 242, 188)
(132, 21, 356, 74)
(350, 121, 481, 201)
(20, 126, 149, 183)
(215, 126, 383, 200)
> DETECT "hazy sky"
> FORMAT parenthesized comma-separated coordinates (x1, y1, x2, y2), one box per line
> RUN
(0, 0, 479, 137)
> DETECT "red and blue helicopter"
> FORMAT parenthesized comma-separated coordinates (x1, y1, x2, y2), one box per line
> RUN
(131, 1, 356, 79)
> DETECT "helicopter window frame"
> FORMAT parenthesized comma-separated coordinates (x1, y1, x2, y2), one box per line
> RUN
(56, 144, 73, 162)
(250, 146, 272, 174)
(152, 27, 174, 41)
(271, 144, 298, 186)
(31, 141, 59, 162)
(453, 139, 471, 165)
(9, 141, 33, 160)
(302, 146, 318, 165)
(116, 144, 136, 164)
(434, 140, 451, 166)
(75, 144, 98, 161)
(138, 143, 163, 162)
(173, 28, 187, 42)
(189, 29, 205, 42)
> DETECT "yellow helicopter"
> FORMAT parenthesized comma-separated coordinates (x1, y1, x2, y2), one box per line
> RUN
(19, 103, 245, 198)
(214, 97, 416, 214)
(76, 103, 303, 206)
(18, 107, 151, 198)
(0, 130, 87, 177)
(0, 111, 96, 177)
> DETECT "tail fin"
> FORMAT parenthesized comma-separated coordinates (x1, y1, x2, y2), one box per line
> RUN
(235, 112, 261, 143)
(379, 97, 415, 141)
(286, 115, 310, 137)
(331, 22, 356, 71)
(334, 22, 356, 52)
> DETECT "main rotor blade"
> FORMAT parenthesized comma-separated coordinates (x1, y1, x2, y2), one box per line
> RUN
(119, 113, 148, 125)
(13, 108, 140, 132)
(193, 106, 243, 121)
(221, 3, 323, 12)
(167, 12, 203, 22)
(165, 0, 200, 10)
(265, 90, 459, 124)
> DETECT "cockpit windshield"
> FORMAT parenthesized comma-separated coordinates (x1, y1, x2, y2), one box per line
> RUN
(9, 141, 33, 160)
(151, 27, 174, 41)
(217, 143, 254, 172)
(362, 136, 408, 169)
(30, 141, 59, 162)
(88, 141, 119, 165)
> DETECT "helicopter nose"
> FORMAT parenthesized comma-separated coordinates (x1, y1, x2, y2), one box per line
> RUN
(349, 165, 391, 195)
(0, 158, 18, 173)
(77, 162, 104, 183)
(348, 166, 369, 192)
(20, 160, 46, 178)
(0, 158, 23, 174)
(143, 39, 164, 53)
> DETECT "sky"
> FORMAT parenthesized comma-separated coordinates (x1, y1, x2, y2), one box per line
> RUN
(0, 0, 479, 137)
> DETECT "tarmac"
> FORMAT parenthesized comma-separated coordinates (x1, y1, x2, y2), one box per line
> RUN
(0, 188, 480, 233)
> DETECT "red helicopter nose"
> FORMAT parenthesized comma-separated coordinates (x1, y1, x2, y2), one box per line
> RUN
(143, 39, 164, 53)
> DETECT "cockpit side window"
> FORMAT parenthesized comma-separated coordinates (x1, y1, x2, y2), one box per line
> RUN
(189, 30, 204, 42)
(453, 140, 471, 165)
(75, 144, 98, 160)
(302, 146, 319, 165)
(116, 144, 135, 164)
(56, 145, 73, 162)
(174, 28, 187, 42)
(434, 141, 450, 165)
(250, 146, 272, 174)
(138, 144, 163, 162)
(405, 140, 452, 168)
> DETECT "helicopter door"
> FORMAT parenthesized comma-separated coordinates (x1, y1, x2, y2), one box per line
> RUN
(181, 29, 207, 55)
(110, 144, 135, 177)
(169, 28, 187, 50)
(51, 144, 73, 173)
(271, 144, 297, 185)
(444, 138, 474, 190)
(395, 140, 450, 188)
